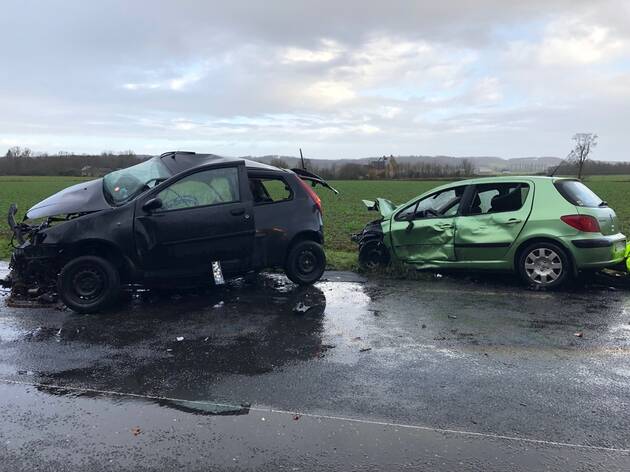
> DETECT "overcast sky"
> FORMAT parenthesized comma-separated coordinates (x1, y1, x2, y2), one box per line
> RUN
(1, 0, 629, 159)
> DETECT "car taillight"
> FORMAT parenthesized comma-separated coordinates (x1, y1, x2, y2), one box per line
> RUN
(297, 178, 322, 215)
(561, 214, 600, 232)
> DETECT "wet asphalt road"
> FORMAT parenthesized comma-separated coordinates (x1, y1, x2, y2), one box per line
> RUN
(1, 262, 630, 470)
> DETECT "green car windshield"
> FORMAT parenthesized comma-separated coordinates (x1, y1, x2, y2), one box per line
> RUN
(103, 157, 172, 206)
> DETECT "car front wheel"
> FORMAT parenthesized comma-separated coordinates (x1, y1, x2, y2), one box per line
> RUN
(358, 240, 390, 270)
(58, 256, 121, 313)
(518, 242, 571, 289)
(285, 240, 326, 285)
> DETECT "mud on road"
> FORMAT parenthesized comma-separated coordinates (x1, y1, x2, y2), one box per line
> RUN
(1, 261, 630, 471)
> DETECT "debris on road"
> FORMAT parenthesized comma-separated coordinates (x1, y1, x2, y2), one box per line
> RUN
(574, 332, 583, 338)
(131, 427, 142, 436)
(176, 336, 184, 342)
(359, 347, 372, 352)
(448, 315, 457, 320)
(293, 301, 310, 313)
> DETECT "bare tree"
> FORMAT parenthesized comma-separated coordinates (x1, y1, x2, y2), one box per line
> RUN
(569, 133, 598, 179)
(5, 146, 32, 158)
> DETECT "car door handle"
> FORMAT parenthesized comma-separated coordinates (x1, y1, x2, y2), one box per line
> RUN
(230, 208, 246, 216)
(437, 223, 453, 229)
(505, 218, 522, 224)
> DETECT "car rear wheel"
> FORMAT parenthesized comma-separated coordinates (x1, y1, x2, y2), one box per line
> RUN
(518, 242, 570, 289)
(285, 241, 326, 285)
(58, 256, 120, 313)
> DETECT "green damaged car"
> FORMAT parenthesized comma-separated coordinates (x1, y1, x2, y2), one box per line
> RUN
(352, 176, 627, 288)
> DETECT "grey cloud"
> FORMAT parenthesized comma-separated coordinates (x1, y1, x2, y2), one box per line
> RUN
(0, 0, 628, 159)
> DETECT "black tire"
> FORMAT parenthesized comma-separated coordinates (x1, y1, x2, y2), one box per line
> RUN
(58, 256, 120, 313)
(517, 241, 571, 289)
(358, 240, 390, 270)
(285, 240, 326, 285)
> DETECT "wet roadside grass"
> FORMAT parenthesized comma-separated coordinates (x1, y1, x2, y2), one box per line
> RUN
(0, 174, 628, 270)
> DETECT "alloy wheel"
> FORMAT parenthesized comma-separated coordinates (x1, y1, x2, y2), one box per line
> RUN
(524, 248, 563, 285)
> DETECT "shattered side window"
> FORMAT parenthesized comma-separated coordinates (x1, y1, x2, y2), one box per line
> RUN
(410, 187, 464, 219)
(157, 167, 240, 211)
(396, 202, 419, 220)
(249, 177, 293, 204)
(396, 187, 465, 220)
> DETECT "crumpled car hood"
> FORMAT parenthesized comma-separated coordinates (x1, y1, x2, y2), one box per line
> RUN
(361, 198, 397, 218)
(26, 178, 111, 219)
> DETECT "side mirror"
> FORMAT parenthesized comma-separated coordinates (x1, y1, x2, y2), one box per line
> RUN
(142, 197, 163, 213)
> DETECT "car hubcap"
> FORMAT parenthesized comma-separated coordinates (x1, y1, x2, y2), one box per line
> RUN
(297, 250, 317, 275)
(72, 266, 105, 301)
(524, 248, 562, 285)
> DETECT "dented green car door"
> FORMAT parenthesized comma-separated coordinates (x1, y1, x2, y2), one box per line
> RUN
(389, 186, 466, 262)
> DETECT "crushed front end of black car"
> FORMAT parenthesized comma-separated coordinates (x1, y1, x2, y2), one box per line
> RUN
(3, 204, 63, 304)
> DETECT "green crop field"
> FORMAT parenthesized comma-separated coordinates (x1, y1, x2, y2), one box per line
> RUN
(0, 175, 628, 269)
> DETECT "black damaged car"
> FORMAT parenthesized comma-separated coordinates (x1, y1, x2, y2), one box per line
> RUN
(3, 151, 337, 313)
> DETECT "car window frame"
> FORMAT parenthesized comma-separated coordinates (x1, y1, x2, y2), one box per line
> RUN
(460, 181, 531, 217)
(394, 185, 468, 222)
(248, 172, 294, 206)
(146, 162, 245, 214)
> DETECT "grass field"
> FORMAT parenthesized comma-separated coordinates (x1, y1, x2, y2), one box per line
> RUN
(0, 175, 628, 268)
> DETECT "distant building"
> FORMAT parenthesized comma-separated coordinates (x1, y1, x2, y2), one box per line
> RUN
(368, 155, 399, 178)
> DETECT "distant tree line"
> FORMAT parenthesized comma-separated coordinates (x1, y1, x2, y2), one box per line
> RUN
(0, 147, 145, 176)
(549, 160, 630, 177)
(305, 157, 476, 180)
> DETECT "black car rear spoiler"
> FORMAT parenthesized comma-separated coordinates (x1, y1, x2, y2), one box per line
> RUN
(291, 168, 339, 194)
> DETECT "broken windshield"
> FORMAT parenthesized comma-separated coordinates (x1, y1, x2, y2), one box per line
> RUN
(103, 157, 172, 206)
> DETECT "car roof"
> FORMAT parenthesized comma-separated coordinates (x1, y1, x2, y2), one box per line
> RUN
(397, 175, 574, 208)
(453, 175, 572, 185)
(158, 151, 287, 174)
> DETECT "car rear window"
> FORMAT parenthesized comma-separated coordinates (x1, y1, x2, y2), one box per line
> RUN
(554, 180, 603, 207)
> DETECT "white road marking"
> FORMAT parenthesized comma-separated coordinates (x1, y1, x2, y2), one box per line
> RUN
(0, 377, 628, 454)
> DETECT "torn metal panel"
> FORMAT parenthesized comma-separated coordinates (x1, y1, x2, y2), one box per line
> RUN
(361, 198, 396, 218)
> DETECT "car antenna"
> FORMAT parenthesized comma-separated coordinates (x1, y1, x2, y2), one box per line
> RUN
(299, 148, 307, 171)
